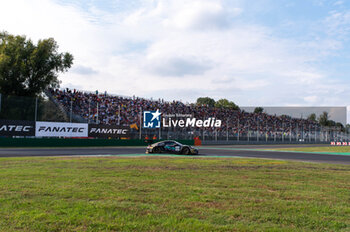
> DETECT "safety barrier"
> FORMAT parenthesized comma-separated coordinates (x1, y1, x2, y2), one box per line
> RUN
(331, 141, 350, 146)
(0, 138, 194, 147)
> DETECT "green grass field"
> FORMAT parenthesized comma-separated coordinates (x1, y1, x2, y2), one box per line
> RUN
(265, 146, 350, 154)
(0, 157, 349, 231)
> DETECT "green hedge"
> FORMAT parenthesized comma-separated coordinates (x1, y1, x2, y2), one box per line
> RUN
(0, 138, 194, 147)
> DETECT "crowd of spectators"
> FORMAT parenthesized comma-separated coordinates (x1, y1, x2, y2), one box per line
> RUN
(48, 88, 321, 136)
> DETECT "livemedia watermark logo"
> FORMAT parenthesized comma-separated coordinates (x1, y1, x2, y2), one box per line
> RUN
(143, 110, 222, 128)
(143, 110, 161, 128)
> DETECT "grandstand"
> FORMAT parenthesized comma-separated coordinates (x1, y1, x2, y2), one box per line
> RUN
(0, 88, 346, 142)
(45, 88, 348, 142)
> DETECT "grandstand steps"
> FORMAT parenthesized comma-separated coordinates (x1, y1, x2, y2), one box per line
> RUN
(44, 90, 74, 122)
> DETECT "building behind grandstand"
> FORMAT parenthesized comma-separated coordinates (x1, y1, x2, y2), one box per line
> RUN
(241, 107, 347, 126)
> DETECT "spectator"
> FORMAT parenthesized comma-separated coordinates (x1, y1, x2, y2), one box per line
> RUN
(48, 88, 320, 137)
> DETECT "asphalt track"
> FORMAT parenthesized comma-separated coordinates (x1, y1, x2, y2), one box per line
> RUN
(0, 144, 349, 164)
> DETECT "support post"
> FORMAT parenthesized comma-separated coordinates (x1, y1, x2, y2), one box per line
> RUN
(88, 99, 91, 124)
(257, 119, 259, 142)
(70, 99, 73, 123)
(118, 105, 121, 125)
(248, 125, 250, 142)
(226, 119, 228, 141)
(96, 102, 99, 124)
(289, 122, 292, 142)
(35, 97, 38, 122)
(237, 118, 240, 141)
(139, 107, 142, 140)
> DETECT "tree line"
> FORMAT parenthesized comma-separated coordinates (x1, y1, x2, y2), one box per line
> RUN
(196, 97, 239, 110)
(308, 112, 344, 128)
(0, 31, 73, 121)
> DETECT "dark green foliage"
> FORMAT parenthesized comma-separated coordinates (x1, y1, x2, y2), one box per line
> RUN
(318, 111, 329, 126)
(307, 113, 317, 122)
(215, 98, 239, 110)
(196, 97, 239, 110)
(335, 122, 344, 129)
(196, 97, 216, 107)
(0, 31, 73, 97)
(254, 107, 264, 114)
(317, 112, 344, 131)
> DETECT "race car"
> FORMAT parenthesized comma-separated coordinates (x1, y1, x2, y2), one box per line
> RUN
(146, 140, 199, 155)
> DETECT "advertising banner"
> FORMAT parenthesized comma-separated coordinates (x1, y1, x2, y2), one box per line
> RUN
(0, 119, 35, 136)
(88, 124, 130, 138)
(36, 121, 88, 137)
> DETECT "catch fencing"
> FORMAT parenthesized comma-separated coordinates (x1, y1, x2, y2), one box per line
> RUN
(131, 126, 350, 143)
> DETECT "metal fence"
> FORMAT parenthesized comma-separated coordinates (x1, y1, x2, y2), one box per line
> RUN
(130, 126, 350, 143)
(0, 93, 70, 123)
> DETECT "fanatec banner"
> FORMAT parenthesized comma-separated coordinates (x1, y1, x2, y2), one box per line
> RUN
(0, 120, 35, 136)
(0, 120, 130, 138)
(36, 121, 88, 137)
(88, 124, 130, 138)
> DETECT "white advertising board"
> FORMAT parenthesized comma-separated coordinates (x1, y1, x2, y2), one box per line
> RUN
(36, 121, 88, 137)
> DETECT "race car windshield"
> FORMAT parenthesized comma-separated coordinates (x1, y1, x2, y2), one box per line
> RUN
(152, 141, 182, 146)
(152, 142, 163, 146)
(165, 141, 182, 146)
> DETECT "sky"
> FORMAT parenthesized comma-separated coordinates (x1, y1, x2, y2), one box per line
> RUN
(1, 0, 350, 121)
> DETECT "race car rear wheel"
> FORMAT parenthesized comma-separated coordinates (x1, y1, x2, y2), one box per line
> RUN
(182, 147, 190, 155)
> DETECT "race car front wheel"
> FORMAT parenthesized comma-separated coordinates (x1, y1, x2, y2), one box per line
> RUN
(153, 147, 161, 153)
(182, 147, 190, 155)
